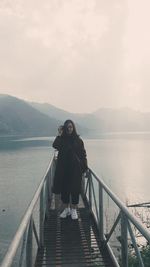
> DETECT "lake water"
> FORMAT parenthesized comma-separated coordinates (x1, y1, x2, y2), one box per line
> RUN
(0, 133, 150, 263)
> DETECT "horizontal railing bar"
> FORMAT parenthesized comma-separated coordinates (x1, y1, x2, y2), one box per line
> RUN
(128, 201, 150, 207)
(1, 156, 54, 267)
(89, 168, 150, 243)
(91, 178, 99, 220)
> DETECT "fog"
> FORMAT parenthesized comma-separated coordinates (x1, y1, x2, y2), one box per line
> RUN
(0, 0, 150, 113)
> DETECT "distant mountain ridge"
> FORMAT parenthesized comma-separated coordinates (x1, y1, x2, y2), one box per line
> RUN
(0, 94, 61, 136)
(30, 102, 102, 133)
(1, 94, 150, 137)
(0, 94, 88, 136)
(30, 101, 150, 134)
(93, 107, 150, 132)
(30, 102, 75, 121)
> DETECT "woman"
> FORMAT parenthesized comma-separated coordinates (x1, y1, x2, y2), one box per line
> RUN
(52, 119, 88, 220)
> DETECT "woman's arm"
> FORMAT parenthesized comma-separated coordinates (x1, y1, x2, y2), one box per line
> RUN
(52, 136, 62, 151)
(80, 139, 88, 172)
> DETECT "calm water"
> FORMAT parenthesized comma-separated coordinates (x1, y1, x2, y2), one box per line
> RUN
(0, 133, 150, 262)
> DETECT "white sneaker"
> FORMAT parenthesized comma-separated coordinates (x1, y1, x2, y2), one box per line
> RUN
(71, 208, 78, 220)
(60, 207, 71, 218)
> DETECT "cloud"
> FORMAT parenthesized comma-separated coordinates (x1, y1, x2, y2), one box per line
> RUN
(0, 0, 150, 112)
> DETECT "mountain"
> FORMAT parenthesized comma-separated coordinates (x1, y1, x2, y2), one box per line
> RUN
(30, 102, 100, 133)
(0, 94, 89, 137)
(30, 102, 91, 135)
(30, 102, 76, 121)
(93, 107, 150, 132)
(0, 94, 61, 136)
(1, 94, 150, 137)
(30, 102, 150, 134)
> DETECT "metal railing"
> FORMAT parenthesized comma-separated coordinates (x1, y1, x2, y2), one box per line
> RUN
(83, 168, 150, 267)
(1, 156, 150, 267)
(0, 156, 56, 267)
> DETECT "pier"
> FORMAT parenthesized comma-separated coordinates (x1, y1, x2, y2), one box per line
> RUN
(1, 156, 150, 267)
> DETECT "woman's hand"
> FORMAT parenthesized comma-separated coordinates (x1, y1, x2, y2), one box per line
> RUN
(83, 168, 89, 178)
(58, 126, 63, 136)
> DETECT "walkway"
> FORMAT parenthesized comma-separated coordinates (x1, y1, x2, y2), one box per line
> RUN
(35, 197, 114, 267)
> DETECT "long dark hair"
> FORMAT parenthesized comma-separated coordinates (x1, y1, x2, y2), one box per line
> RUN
(62, 119, 79, 138)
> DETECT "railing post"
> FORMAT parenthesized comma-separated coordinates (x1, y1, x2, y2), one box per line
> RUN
(121, 212, 128, 267)
(99, 183, 104, 241)
(40, 187, 44, 247)
(127, 221, 144, 267)
(45, 178, 49, 218)
(81, 174, 86, 196)
(47, 167, 51, 201)
(0, 158, 54, 267)
(19, 229, 27, 267)
(26, 216, 33, 267)
(88, 171, 92, 211)
(51, 158, 56, 187)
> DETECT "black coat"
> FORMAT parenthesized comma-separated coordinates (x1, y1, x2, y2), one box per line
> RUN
(52, 135, 88, 194)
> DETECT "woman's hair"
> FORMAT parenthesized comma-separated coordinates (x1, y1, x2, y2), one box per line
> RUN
(62, 119, 79, 138)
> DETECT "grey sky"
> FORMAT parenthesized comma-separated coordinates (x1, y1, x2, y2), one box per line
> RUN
(0, 0, 150, 113)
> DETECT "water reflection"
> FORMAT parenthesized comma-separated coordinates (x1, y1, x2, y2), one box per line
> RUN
(1, 134, 150, 263)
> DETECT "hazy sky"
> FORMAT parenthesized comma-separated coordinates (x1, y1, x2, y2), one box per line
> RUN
(0, 0, 150, 113)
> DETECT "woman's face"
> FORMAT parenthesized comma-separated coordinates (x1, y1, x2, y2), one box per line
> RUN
(66, 122, 74, 135)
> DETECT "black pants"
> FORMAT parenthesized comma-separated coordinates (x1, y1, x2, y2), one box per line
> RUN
(61, 191, 79, 205)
